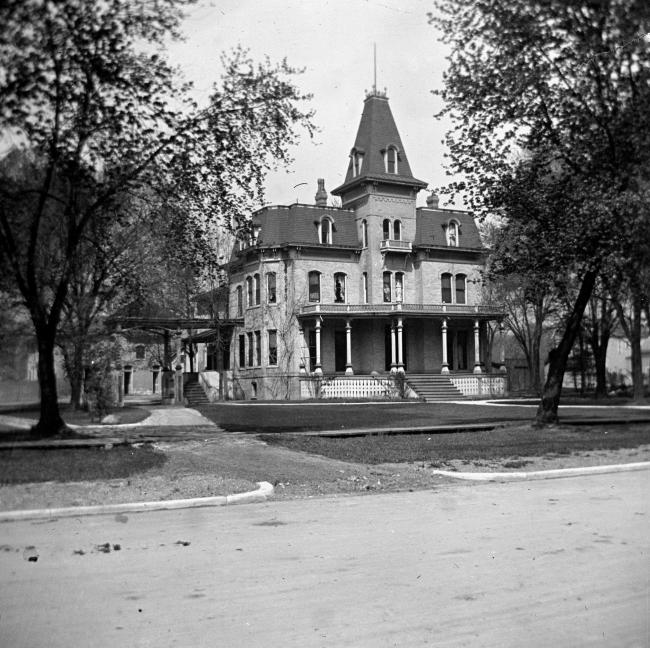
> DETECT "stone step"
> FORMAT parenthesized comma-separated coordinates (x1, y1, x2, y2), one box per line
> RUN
(405, 376, 465, 402)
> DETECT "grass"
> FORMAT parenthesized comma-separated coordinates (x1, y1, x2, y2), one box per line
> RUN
(5, 405, 151, 426)
(0, 444, 166, 484)
(198, 400, 650, 433)
(260, 423, 650, 465)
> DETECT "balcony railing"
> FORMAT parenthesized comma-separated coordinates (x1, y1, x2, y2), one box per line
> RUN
(299, 302, 504, 317)
(380, 239, 412, 253)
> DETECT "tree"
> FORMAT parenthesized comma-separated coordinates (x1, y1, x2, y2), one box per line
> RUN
(0, 0, 314, 435)
(430, 0, 650, 423)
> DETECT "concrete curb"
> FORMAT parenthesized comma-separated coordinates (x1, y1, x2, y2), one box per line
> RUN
(0, 481, 274, 523)
(431, 461, 650, 481)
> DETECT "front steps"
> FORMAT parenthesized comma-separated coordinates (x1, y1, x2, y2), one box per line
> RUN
(184, 378, 210, 406)
(406, 374, 465, 402)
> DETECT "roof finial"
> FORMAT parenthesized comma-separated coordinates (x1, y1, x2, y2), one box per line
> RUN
(373, 42, 377, 94)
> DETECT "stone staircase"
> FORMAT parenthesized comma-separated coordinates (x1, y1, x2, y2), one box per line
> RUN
(184, 377, 210, 406)
(405, 374, 465, 402)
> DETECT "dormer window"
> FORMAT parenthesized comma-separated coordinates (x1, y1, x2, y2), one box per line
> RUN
(318, 217, 333, 245)
(446, 220, 460, 247)
(384, 146, 398, 174)
(351, 148, 364, 177)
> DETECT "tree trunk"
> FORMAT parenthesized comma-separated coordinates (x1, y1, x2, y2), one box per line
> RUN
(593, 342, 609, 398)
(536, 269, 598, 425)
(33, 329, 66, 436)
(630, 299, 644, 401)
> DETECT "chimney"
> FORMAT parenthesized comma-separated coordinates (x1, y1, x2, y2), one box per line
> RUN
(314, 178, 328, 206)
(426, 191, 439, 209)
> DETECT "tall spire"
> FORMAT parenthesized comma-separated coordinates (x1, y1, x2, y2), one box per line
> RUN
(331, 90, 427, 198)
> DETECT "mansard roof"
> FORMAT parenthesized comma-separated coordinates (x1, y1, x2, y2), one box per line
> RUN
(332, 90, 427, 196)
(414, 206, 484, 250)
(251, 203, 359, 248)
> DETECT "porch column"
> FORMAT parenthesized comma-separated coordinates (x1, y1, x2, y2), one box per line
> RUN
(345, 319, 353, 375)
(396, 316, 404, 373)
(441, 318, 449, 374)
(499, 321, 507, 372)
(473, 319, 482, 374)
(390, 322, 397, 373)
(174, 329, 184, 403)
(314, 317, 323, 375)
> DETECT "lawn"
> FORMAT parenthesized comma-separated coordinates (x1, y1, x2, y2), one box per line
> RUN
(5, 405, 151, 426)
(260, 423, 650, 465)
(0, 444, 166, 484)
(198, 401, 650, 433)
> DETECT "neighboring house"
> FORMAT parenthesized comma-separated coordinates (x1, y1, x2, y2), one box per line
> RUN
(224, 88, 504, 400)
(606, 334, 650, 387)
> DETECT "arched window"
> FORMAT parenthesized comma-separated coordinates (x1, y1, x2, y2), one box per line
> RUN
(308, 271, 321, 302)
(267, 273, 276, 304)
(441, 273, 452, 304)
(383, 271, 392, 302)
(361, 220, 368, 248)
(455, 274, 466, 304)
(236, 285, 243, 315)
(385, 146, 398, 174)
(254, 273, 260, 305)
(352, 150, 364, 177)
(382, 219, 391, 240)
(395, 272, 404, 302)
(446, 220, 459, 247)
(334, 273, 346, 303)
(246, 276, 253, 307)
(393, 220, 402, 241)
(319, 218, 333, 245)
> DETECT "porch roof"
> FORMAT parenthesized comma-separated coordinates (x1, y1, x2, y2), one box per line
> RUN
(297, 303, 504, 319)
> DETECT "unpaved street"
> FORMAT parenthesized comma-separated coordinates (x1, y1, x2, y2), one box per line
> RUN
(1, 471, 648, 647)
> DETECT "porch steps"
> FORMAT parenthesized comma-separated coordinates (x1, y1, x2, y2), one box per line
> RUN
(184, 378, 210, 406)
(406, 375, 465, 402)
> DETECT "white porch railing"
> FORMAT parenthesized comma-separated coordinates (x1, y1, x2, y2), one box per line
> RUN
(451, 374, 507, 397)
(299, 375, 409, 399)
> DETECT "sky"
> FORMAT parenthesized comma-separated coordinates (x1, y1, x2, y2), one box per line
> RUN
(168, 0, 458, 208)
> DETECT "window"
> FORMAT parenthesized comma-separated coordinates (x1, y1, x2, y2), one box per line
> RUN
(383, 271, 392, 302)
(135, 345, 145, 360)
(393, 220, 402, 241)
(319, 218, 332, 245)
(268, 330, 278, 366)
(395, 272, 404, 302)
(334, 273, 346, 303)
(385, 146, 398, 174)
(267, 273, 276, 303)
(362, 272, 368, 304)
(352, 151, 364, 177)
(246, 276, 253, 307)
(255, 330, 261, 366)
(254, 273, 260, 305)
(383, 219, 391, 240)
(447, 220, 459, 247)
(455, 274, 466, 304)
(361, 220, 368, 248)
(239, 334, 246, 368)
(236, 286, 243, 316)
(308, 271, 320, 302)
(247, 332, 253, 367)
(252, 225, 260, 244)
(441, 273, 452, 304)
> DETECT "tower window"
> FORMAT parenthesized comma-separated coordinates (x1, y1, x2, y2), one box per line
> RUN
(384, 146, 398, 174)
(383, 219, 391, 240)
(267, 272, 277, 304)
(441, 273, 452, 304)
(361, 220, 368, 248)
(395, 272, 404, 302)
(308, 271, 321, 302)
(236, 285, 243, 316)
(393, 220, 402, 241)
(383, 271, 392, 302)
(246, 276, 253, 307)
(352, 151, 364, 177)
(254, 273, 260, 305)
(455, 274, 466, 304)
